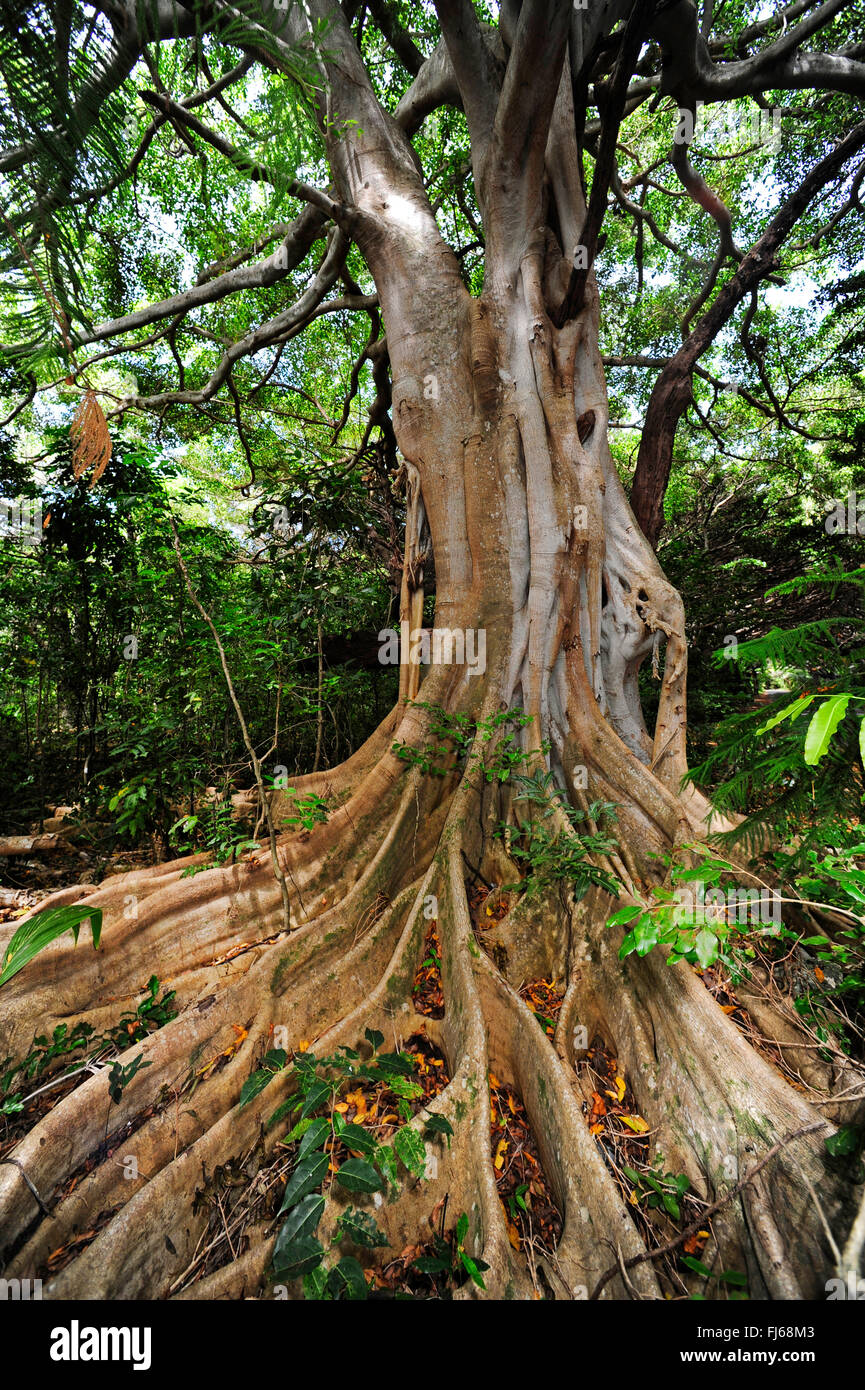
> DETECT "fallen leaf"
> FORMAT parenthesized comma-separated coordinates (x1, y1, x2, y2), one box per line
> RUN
(620, 1114, 649, 1133)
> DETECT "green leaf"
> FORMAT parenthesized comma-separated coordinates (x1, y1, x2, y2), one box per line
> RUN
(825, 1126, 859, 1157)
(681, 1255, 712, 1277)
(387, 1074, 424, 1100)
(375, 1051, 415, 1076)
(859, 717, 865, 769)
(803, 695, 851, 766)
(662, 1192, 681, 1220)
(394, 1125, 427, 1178)
(364, 1028, 384, 1052)
(338, 1122, 377, 1155)
(327, 1256, 369, 1300)
(273, 1194, 326, 1273)
(271, 1234, 325, 1279)
(240, 1068, 277, 1109)
(0, 905, 103, 990)
(459, 1251, 487, 1289)
(375, 1144, 398, 1186)
(695, 929, 719, 969)
(634, 917, 659, 957)
(298, 1116, 331, 1157)
(424, 1114, 454, 1140)
(336, 1206, 388, 1249)
(278, 1150, 330, 1213)
(719, 1269, 748, 1287)
(619, 929, 638, 959)
(606, 905, 642, 927)
(756, 693, 814, 736)
(335, 1157, 384, 1193)
(299, 1080, 331, 1118)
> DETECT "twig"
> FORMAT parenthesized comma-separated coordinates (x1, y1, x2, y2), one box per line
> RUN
(0, 1156, 52, 1217)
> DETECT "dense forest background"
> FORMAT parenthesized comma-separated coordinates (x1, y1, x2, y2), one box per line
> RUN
(2, 0, 865, 1306)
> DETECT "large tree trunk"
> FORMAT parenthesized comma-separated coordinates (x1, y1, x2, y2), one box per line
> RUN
(0, 1, 856, 1301)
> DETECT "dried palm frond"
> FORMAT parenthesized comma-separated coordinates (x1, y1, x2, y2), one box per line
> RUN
(70, 388, 112, 483)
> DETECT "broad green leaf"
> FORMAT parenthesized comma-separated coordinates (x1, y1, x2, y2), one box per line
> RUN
(695, 929, 719, 968)
(336, 1206, 388, 1249)
(374, 1051, 414, 1076)
(424, 1114, 454, 1140)
(756, 693, 814, 736)
(240, 1068, 277, 1109)
(606, 905, 642, 926)
(299, 1079, 331, 1118)
(681, 1255, 712, 1277)
(273, 1194, 326, 1272)
(803, 695, 851, 766)
(394, 1125, 426, 1178)
(271, 1234, 324, 1279)
(338, 1123, 377, 1155)
(278, 1150, 329, 1212)
(298, 1116, 331, 1157)
(825, 1127, 859, 1157)
(0, 905, 103, 990)
(326, 1256, 368, 1300)
(335, 1157, 384, 1193)
(387, 1075, 423, 1101)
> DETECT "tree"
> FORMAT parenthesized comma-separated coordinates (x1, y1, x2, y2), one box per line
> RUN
(1, 0, 864, 1301)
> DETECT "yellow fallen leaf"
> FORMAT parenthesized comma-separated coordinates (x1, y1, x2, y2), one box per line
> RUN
(507, 1222, 521, 1251)
(494, 1138, 508, 1170)
(489, 1073, 500, 1089)
(620, 1114, 649, 1133)
(334, 1102, 349, 1113)
(298, 1039, 310, 1052)
(698, 1230, 710, 1239)
(589, 1122, 604, 1136)
(614, 1075, 626, 1102)
(629, 1189, 639, 1206)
